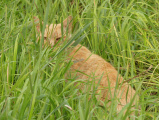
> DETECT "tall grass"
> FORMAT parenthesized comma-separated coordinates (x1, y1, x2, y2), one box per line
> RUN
(1, 0, 159, 119)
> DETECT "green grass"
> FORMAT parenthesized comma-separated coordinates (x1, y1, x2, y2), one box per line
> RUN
(1, 0, 159, 119)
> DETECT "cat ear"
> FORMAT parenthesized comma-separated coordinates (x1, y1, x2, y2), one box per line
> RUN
(63, 16, 73, 32)
(34, 16, 42, 32)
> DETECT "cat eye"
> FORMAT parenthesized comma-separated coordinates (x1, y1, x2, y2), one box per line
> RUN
(56, 37, 61, 41)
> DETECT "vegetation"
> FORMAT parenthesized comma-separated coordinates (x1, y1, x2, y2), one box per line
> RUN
(1, 0, 159, 119)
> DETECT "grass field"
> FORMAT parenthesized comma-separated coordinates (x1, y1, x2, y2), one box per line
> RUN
(1, 0, 159, 119)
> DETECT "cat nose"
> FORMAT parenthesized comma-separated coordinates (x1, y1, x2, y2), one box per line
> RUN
(50, 40, 54, 46)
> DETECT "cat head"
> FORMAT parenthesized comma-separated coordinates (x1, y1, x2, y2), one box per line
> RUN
(34, 16, 73, 46)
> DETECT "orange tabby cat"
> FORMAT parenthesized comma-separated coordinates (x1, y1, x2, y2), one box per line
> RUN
(34, 16, 138, 113)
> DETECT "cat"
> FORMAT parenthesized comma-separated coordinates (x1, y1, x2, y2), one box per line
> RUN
(34, 16, 138, 113)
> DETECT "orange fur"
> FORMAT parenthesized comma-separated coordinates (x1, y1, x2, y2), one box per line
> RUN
(35, 16, 138, 113)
